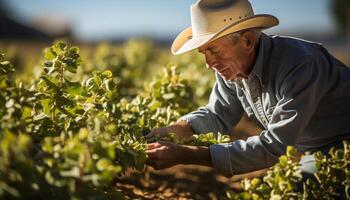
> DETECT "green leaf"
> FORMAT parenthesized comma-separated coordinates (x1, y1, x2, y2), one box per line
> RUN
(56, 96, 75, 108)
(64, 79, 85, 95)
(44, 171, 55, 185)
(45, 47, 56, 60)
(41, 99, 52, 116)
(0, 182, 20, 197)
(33, 112, 47, 121)
(286, 146, 297, 157)
(60, 167, 80, 178)
(251, 178, 261, 188)
(41, 76, 59, 90)
(96, 158, 112, 171)
(0, 61, 15, 75)
(65, 61, 77, 73)
(162, 93, 175, 99)
(102, 70, 113, 78)
(279, 155, 288, 167)
(226, 190, 236, 199)
(53, 60, 62, 70)
(53, 42, 66, 53)
(270, 194, 282, 200)
(0, 95, 5, 110)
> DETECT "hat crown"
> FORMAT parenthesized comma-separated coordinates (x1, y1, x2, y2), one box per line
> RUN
(191, 0, 254, 36)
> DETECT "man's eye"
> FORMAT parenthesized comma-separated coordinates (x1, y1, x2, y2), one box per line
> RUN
(212, 49, 220, 54)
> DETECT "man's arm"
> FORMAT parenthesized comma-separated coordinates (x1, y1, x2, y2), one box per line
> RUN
(180, 73, 244, 134)
(146, 141, 212, 170)
(146, 119, 195, 139)
(146, 73, 243, 170)
(147, 73, 244, 139)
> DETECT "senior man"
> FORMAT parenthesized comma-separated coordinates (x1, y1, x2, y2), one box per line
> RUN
(146, 0, 350, 179)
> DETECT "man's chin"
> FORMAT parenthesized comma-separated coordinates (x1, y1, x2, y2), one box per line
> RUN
(221, 75, 231, 81)
(220, 72, 247, 82)
(223, 75, 241, 82)
(233, 74, 249, 81)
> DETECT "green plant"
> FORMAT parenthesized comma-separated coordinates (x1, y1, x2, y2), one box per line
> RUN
(0, 42, 221, 199)
(302, 141, 350, 200)
(227, 142, 350, 200)
(227, 146, 302, 200)
(146, 132, 230, 146)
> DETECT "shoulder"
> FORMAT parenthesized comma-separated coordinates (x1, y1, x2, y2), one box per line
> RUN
(260, 34, 333, 98)
(264, 34, 327, 82)
(269, 35, 323, 64)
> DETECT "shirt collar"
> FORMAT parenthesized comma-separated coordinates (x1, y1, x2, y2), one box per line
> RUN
(247, 33, 269, 83)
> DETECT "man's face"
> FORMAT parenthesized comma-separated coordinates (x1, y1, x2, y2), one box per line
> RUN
(198, 35, 253, 82)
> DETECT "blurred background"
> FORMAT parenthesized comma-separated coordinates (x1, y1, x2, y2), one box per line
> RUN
(0, 0, 349, 128)
(0, 0, 349, 56)
(0, 0, 349, 138)
(0, 0, 349, 135)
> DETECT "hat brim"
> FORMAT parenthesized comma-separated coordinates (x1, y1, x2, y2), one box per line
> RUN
(171, 14, 279, 55)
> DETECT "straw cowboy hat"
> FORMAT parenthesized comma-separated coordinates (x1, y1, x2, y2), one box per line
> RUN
(171, 0, 279, 55)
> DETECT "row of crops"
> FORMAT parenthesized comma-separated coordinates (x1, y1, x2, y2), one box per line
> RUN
(0, 40, 349, 199)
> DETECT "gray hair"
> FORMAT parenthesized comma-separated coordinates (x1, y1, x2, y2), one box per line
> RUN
(226, 28, 262, 44)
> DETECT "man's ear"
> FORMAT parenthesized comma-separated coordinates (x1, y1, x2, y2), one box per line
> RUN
(242, 32, 256, 52)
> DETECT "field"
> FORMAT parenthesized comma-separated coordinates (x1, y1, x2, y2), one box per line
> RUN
(0, 39, 349, 199)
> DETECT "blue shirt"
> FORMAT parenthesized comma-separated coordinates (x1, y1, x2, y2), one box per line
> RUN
(180, 33, 350, 176)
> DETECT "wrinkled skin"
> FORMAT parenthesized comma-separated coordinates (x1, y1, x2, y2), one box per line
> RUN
(198, 31, 258, 82)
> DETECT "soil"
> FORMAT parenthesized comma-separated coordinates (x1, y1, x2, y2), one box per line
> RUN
(116, 165, 267, 200)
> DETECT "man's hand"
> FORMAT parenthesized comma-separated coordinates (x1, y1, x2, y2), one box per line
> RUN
(145, 120, 194, 139)
(146, 141, 183, 170)
(146, 141, 213, 170)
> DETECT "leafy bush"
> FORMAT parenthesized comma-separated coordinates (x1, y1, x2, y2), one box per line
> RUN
(0, 42, 225, 199)
(227, 141, 350, 200)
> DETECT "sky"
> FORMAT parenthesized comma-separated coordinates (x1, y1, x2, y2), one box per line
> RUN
(4, 0, 336, 41)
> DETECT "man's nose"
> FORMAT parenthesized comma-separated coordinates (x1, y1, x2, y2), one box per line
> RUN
(206, 59, 220, 70)
(206, 60, 219, 70)
(206, 63, 211, 69)
(205, 54, 218, 69)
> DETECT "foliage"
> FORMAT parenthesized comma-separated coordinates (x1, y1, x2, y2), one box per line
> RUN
(146, 132, 230, 146)
(227, 142, 350, 200)
(302, 141, 350, 200)
(81, 41, 213, 105)
(226, 146, 302, 200)
(0, 41, 220, 199)
(0, 43, 130, 199)
(0, 131, 38, 199)
(83, 40, 164, 97)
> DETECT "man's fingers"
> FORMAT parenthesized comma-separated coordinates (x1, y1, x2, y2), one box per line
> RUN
(145, 141, 180, 170)
(145, 127, 169, 139)
(146, 148, 160, 160)
(147, 143, 157, 150)
(147, 142, 162, 150)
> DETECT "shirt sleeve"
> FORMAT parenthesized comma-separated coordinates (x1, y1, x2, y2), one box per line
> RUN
(180, 73, 244, 134)
(210, 57, 328, 176)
